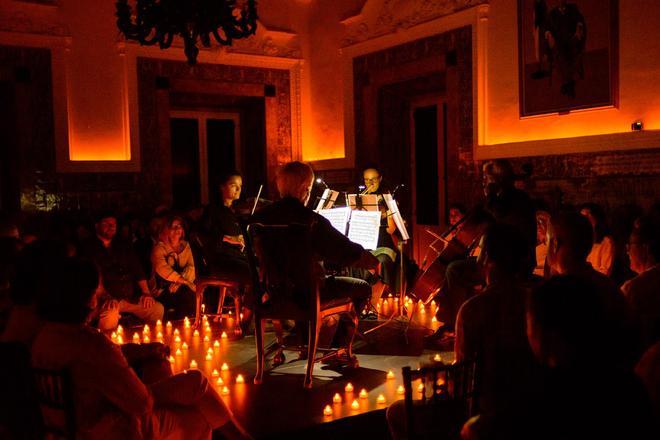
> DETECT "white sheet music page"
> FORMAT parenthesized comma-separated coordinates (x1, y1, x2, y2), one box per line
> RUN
(383, 194, 410, 241)
(347, 210, 381, 250)
(318, 207, 351, 235)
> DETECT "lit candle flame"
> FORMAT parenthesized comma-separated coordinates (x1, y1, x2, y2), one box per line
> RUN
(221, 332, 228, 339)
(351, 399, 359, 410)
(359, 389, 368, 399)
(166, 321, 172, 328)
(205, 353, 213, 361)
(143, 335, 150, 343)
(216, 377, 224, 386)
(397, 385, 405, 395)
(182, 342, 188, 350)
(193, 329, 200, 337)
(387, 371, 395, 380)
(212, 369, 219, 378)
(132, 333, 140, 344)
(221, 363, 229, 371)
(214, 340, 220, 348)
(203, 335, 210, 342)
(332, 393, 342, 404)
(143, 324, 150, 334)
(190, 360, 197, 369)
(116, 325, 123, 334)
(323, 405, 333, 416)
(168, 355, 175, 363)
(221, 386, 230, 396)
(345, 382, 354, 392)
(174, 335, 181, 343)
(236, 374, 245, 384)
(377, 394, 386, 405)
(433, 354, 442, 362)
(175, 348, 182, 356)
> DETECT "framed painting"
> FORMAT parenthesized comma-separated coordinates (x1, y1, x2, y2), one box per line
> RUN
(518, 0, 618, 116)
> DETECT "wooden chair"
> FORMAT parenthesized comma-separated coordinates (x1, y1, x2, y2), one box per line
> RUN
(401, 360, 477, 439)
(193, 276, 242, 330)
(33, 367, 76, 440)
(246, 223, 359, 389)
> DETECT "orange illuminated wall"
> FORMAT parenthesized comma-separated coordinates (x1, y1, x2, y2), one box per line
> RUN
(479, 0, 660, 157)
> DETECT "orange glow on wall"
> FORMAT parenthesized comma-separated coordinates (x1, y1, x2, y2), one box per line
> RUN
(68, 136, 131, 161)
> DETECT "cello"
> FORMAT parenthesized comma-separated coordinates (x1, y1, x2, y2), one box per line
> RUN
(409, 205, 492, 304)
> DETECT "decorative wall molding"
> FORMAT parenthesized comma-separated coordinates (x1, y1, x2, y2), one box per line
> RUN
(341, 0, 486, 47)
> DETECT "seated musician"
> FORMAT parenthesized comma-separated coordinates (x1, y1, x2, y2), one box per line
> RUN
(81, 212, 163, 331)
(428, 159, 535, 343)
(361, 166, 398, 290)
(252, 161, 378, 336)
(200, 172, 253, 327)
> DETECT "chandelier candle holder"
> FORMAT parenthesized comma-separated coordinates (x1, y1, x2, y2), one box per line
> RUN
(116, 0, 258, 64)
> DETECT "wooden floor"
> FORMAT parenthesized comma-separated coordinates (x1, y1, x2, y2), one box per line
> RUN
(120, 303, 451, 439)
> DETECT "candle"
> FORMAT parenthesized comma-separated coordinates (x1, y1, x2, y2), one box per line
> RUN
(216, 377, 224, 386)
(417, 383, 425, 393)
(332, 393, 342, 404)
(143, 324, 150, 334)
(173, 329, 179, 336)
(377, 394, 386, 405)
(168, 355, 175, 363)
(212, 369, 219, 378)
(143, 335, 151, 344)
(221, 386, 230, 396)
(116, 325, 123, 334)
(397, 385, 405, 395)
(132, 333, 140, 344)
(431, 316, 438, 323)
(203, 335, 210, 342)
(221, 363, 229, 371)
(190, 360, 197, 369)
(214, 340, 220, 348)
(205, 353, 213, 361)
(345, 382, 354, 393)
(156, 319, 162, 326)
(111, 332, 117, 341)
(387, 370, 395, 380)
(350, 399, 359, 410)
(166, 321, 172, 329)
(205, 325, 211, 333)
(201, 304, 206, 313)
(433, 354, 442, 362)
(323, 405, 333, 416)
(116, 335, 123, 344)
(182, 342, 188, 350)
(174, 335, 181, 343)
(236, 374, 245, 384)
(207, 348, 214, 355)
(193, 329, 199, 337)
(175, 348, 182, 356)
(359, 389, 368, 399)
(221, 331, 228, 339)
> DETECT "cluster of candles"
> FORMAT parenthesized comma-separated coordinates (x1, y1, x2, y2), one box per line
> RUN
(109, 314, 240, 397)
(373, 295, 441, 330)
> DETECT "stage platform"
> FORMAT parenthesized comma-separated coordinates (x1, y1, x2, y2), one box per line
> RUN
(117, 300, 451, 439)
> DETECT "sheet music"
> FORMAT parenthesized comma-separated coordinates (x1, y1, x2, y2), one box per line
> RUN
(347, 194, 379, 212)
(383, 194, 410, 241)
(318, 207, 350, 235)
(315, 189, 339, 211)
(347, 210, 381, 250)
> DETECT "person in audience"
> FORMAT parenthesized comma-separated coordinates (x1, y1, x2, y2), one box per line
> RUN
(200, 172, 253, 328)
(545, 210, 640, 366)
(31, 257, 249, 439)
(81, 212, 163, 331)
(462, 276, 656, 440)
(151, 214, 197, 321)
(580, 203, 615, 276)
(622, 216, 660, 349)
(534, 210, 550, 277)
(455, 223, 539, 415)
(252, 162, 378, 349)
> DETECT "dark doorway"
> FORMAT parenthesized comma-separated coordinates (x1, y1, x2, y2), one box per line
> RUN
(413, 105, 440, 226)
(170, 118, 200, 210)
(207, 118, 236, 207)
(0, 81, 20, 212)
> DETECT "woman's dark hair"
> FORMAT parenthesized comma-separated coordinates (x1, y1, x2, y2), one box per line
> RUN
(160, 214, 187, 239)
(219, 171, 242, 187)
(483, 223, 529, 276)
(36, 257, 99, 324)
(580, 203, 609, 244)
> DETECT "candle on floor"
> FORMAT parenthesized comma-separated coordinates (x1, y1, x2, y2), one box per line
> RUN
(156, 332, 163, 341)
(166, 321, 172, 329)
(359, 389, 368, 399)
(212, 369, 219, 378)
(236, 374, 245, 384)
(116, 325, 123, 334)
(182, 342, 188, 350)
(203, 335, 210, 342)
(193, 329, 200, 337)
(132, 333, 140, 344)
(143, 325, 150, 334)
(323, 405, 333, 416)
(175, 348, 182, 356)
(111, 332, 117, 341)
(216, 377, 224, 386)
(397, 385, 405, 395)
(143, 335, 150, 343)
(156, 319, 162, 326)
(174, 335, 181, 343)
(207, 347, 214, 355)
(116, 335, 124, 344)
(221, 331, 228, 339)
(345, 382, 354, 393)
(387, 370, 395, 380)
(221, 386, 230, 396)
(221, 363, 229, 371)
(190, 360, 197, 369)
(333, 393, 342, 404)
(434, 354, 442, 362)
(205, 353, 213, 361)
(173, 328, 179, 336)
(201, 304, 206, 313)
(377, 394, 386, 405)
(350, 399, 359, 410)
(214, 340, 220, 348)
(168, 356, 175, 363)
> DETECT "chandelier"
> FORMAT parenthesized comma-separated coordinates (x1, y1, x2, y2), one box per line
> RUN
(116, 0, 258, 65)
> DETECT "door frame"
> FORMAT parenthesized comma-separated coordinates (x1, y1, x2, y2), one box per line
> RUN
(169, 110, 241, 205)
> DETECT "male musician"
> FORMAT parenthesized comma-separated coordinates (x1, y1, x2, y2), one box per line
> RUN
(252, 162, 378, 334)
(427, 159, 536, 345)
(361, 167, 398, 293)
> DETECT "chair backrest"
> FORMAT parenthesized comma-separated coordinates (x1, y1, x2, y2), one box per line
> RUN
(402, 360, 477, 439)
(246, 223, 319, 317)
(32, 367, 76, 440)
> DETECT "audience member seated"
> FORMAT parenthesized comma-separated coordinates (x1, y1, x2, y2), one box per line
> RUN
(455, 223, 540, 415)
(462, 276, 656, 440)
(0, 240, 69, 345)
(580, 203, 615, 276)
(81, 212, 163, 331)
(622, 216, 660, 349)
(31, 257, 249, 439)
(252, 162, 378, 347)
(151, 214, 197, 321)
(546, 210, 640, 367)
(534, 210, 550, 277)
